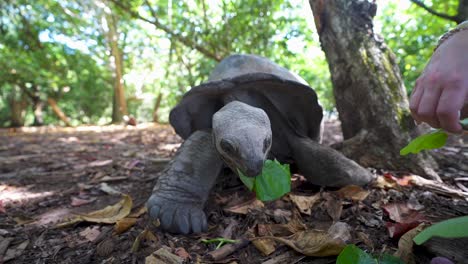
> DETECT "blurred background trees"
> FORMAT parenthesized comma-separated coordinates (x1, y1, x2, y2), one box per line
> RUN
(0, 0, 462, 127)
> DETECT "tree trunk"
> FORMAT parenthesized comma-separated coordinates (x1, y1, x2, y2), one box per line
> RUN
(152, 92, 163, 123)
(309, 0, 440, 180)
(8, 87, 27, 127)
(47, 98, 72, 127)
(457, 0, 468, 21)
(105, 11, 128, 123)
(31, 96, 44, 126)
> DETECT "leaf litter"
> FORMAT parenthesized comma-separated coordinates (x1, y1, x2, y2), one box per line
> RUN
(0, 121, 467, 263)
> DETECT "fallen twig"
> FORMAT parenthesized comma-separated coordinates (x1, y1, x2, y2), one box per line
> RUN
(205, 238, 249, 261)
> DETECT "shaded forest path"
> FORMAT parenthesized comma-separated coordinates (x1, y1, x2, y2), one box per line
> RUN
(0, 121, 467, 263)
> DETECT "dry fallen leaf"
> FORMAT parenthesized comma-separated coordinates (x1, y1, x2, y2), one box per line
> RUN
(252, 238, 276, 256)
(79, 226, 101, 242)
(224, 198, 264, 215)
(324, 193, 343, 222)
(128, 205, 147, 218)
(99, 183, 121, 195)
(114, 217, 137, 234)
(0, 200, 5, 214)
(334, 185, 370, 201)
(252, 225, 346, 257)
(289, 193, 320, 215)
(357, 232, 374, 250)
(71, 197, 96, 207)
(395, 223, 427, 264)
(13, 215, 35, 225)
(132, 229, 158, 253)
(146, 247, 183, 264)
(58, 194, 132, 227)
(174, 247, 191, 260)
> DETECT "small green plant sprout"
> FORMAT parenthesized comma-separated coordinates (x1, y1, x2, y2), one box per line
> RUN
(200, 238, 238, 249)
(413, 215, 468, 245)
(336, 245, 404, 264)
(400, 119, 468, 156)
(238, 159, 291, 201)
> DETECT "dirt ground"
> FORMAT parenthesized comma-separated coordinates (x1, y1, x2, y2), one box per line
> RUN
(0, 120, 467, 264)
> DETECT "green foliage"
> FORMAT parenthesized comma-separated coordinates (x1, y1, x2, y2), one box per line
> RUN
(0, 0, 461, 126)
(238, 159, 291, 202)
(337, 245, 404, 264)
(376, 1, 457, 93)
(413, 216, 468, 245)
(400, 130, 448, 155)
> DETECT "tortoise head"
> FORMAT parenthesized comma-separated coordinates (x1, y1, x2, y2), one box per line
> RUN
(212, 101, 272, 177)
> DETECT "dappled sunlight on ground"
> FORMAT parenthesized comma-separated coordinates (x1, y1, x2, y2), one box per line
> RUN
(0, 185, 54, 205)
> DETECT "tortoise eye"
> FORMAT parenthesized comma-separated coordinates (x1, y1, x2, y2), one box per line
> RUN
(263, 137, 271, 153)
(220, 139, 236, 155)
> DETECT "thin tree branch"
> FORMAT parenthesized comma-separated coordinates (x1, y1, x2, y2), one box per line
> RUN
(409, 0, 460, 23)
(108, 0, 221, 61)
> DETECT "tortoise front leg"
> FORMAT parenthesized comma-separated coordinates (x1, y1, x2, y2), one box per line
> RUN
(289, 136, 374, 187)
(147, 130, 223, 234)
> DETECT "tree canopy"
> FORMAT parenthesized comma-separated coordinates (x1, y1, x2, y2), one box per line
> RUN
(0, 0, 461, 127)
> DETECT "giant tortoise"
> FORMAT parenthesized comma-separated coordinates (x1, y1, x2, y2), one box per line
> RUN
(147, 54, 373, 234)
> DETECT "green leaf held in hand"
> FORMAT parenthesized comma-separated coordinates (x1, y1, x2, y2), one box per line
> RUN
(238, 159, 291, 201)
(413, 215, 468, 245)
(400, 130, 447, 156)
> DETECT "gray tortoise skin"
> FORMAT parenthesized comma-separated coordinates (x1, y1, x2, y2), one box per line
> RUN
(147, 54, 374, 234)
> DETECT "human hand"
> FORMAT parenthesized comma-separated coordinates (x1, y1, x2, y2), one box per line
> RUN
(409, 30, 468, 133)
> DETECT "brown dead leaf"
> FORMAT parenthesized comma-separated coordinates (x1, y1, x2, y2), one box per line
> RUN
(132, 229, 158, 253)
(73, 159, 113, 170)
(224, 198, 264, 215)
(58, 195, 132, 227)
(98, 183, 121, 195)
(252, 238, 276, 256)
(373, 175, 399, 189)
(71, 197, 96, 207)
(357, 232, 374, 250)
(0, 200, 5, 214)
(252, 229, 345, 257)
(289, 193, 320, 215)
(128, 205, 147, 218)
(96, 238, 115, 257)
(334, 185, 370, 201)
(79, 226, 101, 242)
(324, 193, 343, 221)
(114, 217, 137, 234)
(395, 223, 427, 264)
(13, 215, 35, 225)
(174, 247, 191, 260)
(328, 222, 352, 242)
(146, 247, 183, 264)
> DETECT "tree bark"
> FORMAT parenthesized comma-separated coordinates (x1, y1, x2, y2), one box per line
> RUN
(47, 98, 72, 127)
(8, 87, 27, 127)
(105, 10, 128, 124)
(457, 0, 468, 21)
(309, 0, 440, 180)
(152, 92, 163, 123)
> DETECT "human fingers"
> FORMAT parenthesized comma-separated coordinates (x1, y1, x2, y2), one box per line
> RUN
(415, 82, 442, 128)
(409, 78, 424, 123)
(436, 84, 466, 133)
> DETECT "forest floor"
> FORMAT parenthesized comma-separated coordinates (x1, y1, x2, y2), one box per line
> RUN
(0, 120, 467, 264)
